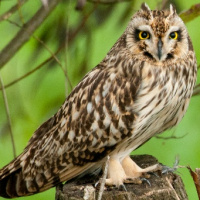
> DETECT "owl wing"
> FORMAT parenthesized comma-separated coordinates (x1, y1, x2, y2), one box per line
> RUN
(0, 60, 142, 197)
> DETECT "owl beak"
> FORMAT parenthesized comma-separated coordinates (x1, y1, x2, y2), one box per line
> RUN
(157, 38, 163, 60)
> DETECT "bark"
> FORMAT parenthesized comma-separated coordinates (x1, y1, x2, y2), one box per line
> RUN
(0, 0, 61, 69)
(55, 155, 188, 200)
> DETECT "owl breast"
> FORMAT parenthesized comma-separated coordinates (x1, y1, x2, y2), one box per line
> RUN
(130, 56, 196, 146)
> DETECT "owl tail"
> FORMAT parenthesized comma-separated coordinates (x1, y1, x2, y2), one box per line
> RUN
(0, 165, 58, 198)
(0, 162, 61, 198)
(0, 155, 98, 198)
(0, 168, 23, 198)
(0, 156, 40, 199)
(0, 155, 48, 198)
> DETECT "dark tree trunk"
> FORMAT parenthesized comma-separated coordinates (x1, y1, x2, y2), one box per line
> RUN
(55, 155, 188, 200)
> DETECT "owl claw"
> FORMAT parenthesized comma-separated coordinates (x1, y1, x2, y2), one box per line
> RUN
(140, 177, 151, 186)
(94, 180, 100, 188)
(119, 184, 127, 191)
(124, 173, 152, 185)
(149, 171, 160, 178)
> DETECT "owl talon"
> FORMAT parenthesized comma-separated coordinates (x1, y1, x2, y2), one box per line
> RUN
(140, 177, 151, 186)
(124, 175, 151, 185)
(94, 180, 100, 188)
(119, 184, 127, 191)
(149, 171, 160, 178)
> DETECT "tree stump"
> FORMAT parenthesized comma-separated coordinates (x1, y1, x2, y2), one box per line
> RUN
(55, 155, 188, 200)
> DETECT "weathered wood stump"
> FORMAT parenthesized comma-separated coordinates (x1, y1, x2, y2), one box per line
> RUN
(55, 155, 188, 200)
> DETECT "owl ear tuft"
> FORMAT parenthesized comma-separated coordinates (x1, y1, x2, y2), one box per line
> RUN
(169, 4, 177, 15)
(141, 3, 151, 13)
(166, 4, 177, 20)
(140, 3, 153, 19)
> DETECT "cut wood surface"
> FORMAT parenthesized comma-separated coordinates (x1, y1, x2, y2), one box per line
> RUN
(55, 155, 188, 200)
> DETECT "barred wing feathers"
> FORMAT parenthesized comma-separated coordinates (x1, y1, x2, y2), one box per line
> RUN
(0, 58, 141, 198)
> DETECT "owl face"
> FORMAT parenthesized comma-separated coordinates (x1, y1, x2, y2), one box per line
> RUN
(126, 3, 190, 64)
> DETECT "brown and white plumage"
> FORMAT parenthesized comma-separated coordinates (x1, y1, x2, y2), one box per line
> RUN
(0, 3, 197, 198)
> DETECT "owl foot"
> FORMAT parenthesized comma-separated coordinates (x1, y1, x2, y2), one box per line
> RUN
(105, 158, 127, 186)
(122, 156, 161, 180)
(105, 156, 162, 187)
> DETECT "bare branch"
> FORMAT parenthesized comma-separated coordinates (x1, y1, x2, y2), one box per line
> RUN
(0, 53, 54, 90)
(155, 133, 188, 140)
(97, 156, 109, 200)
(156, 0, 170, 10)
(76, 0, 86, 10)
(40, 0, 49, 8)
(0, 0, 61, 69)
(179, 3, 200, 23)
(193, 83, 200, 96)
(17, 0, 25, 24)
(0, 17, 73, 90)
(166, 177, 181, 200)
(0, 0, 27, 22)
(161, 0, 170, 10)
(0, 74, 16, 158)
(0, 3, 96, 91)
(31, 35, 73, 90)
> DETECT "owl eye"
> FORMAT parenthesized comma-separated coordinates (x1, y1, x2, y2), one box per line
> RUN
(138, 31, 150, 40)
(169, 31, 178, 40)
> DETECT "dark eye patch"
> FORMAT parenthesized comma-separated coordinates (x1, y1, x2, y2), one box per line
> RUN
(169, 30, 182, 41)
(134, 29, 150, 41)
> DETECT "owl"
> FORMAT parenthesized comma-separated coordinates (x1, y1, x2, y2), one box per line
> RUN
(0, 3, 197, 198)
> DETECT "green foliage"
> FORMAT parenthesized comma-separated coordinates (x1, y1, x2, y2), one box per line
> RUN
(0, 0, 200, 199)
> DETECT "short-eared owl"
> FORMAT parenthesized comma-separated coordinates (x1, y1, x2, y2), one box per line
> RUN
(0, 3, 197, 198)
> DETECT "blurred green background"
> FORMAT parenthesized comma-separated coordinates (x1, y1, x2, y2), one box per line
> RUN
(0, 0, 199, 199)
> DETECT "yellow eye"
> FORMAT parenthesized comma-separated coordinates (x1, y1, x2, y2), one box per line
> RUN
(138, 31, 150, 40)
(169, 31, 178, 40)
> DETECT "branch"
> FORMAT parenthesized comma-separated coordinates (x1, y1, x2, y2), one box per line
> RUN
(193, 84, 200, 96)
(0, 0, 61, 69)
(155, 133, 188, 140)
(0, 54, 54, 90)
(179, 3, 200, 23)
(0, 74, 16, 158)
(0, 4, 97, 91)
(0, 0, 28, 22)
(97, 156, 109, 200)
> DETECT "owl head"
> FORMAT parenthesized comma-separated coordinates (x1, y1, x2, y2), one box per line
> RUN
(126, 3, 192, 64)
